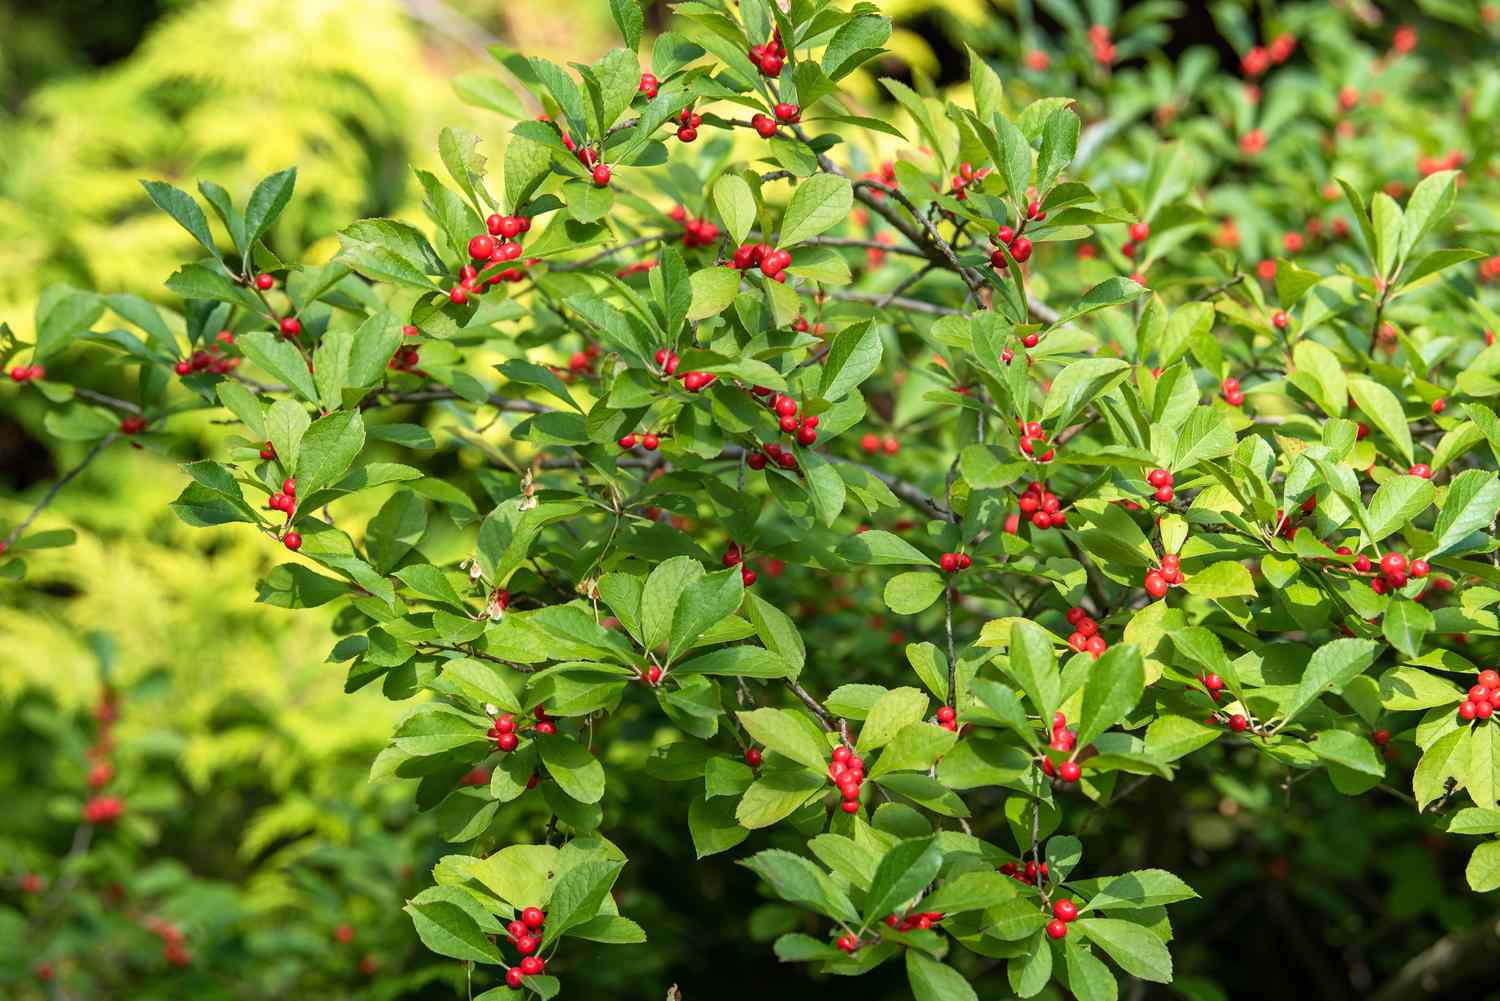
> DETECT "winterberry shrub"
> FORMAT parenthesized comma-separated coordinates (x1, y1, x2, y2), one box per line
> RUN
(6, 1, 1500, 999)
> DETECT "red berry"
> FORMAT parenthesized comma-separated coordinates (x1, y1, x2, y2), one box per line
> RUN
(1053, 899, 1078, 922)
(1147, 468, 1171, 487)
(1046, 919, 1068, 939)
(449, 287, 468, 304)
(497, 732, 519, 751)
(1411, 559, 1430, 578)
(1481, 670, 1500, 690)
(1129, 222, 1150, 242)
(752, 113, 777, 138)
(592, 164, 613, 187)
(279, 317, 301, 337)
(468, 234, 496, 260)
(1380, 552, 1408, 577)
(521, 907, 545, 929)
(1409, 463, 1432, 479)
(506, 968, 525, 988)
(1228, 714, 1248, 732)
(639, 73, 658, 98)
(283, 531, 302, 551)
(1373, 729, 1391, 745)
(936, 706, 956, 723)
(255, 273, 275, 290)
(618, 434, 637, 449)
(641, 434, 660, 450)
(1010, 237, 1033, 263)
(520, 956, 545, 976)
(939, 552, 959, 573)
(1480, 702, 1495, 720)
(1144, 571, 1168, 598)
(1154, 485, 1174, 503)
(745, 747, 763, 767)
(1058, 761, 1081, 782)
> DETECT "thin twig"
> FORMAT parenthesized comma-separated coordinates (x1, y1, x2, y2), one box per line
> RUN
(2, 434, 117, 550)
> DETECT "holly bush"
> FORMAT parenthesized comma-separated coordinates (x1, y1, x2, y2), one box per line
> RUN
(7, 1, 1500, 999)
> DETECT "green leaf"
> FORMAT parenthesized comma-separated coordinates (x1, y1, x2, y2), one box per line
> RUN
(1450, 808, 1500, 836)
(1035, 106, 1079, 196)
(736, 708, 826, 771)
(404, 900, 503, 963)
(1280, 638, 1380, 728)
(34, 286, 105, 361)
(563, 178, 615, 223)
(1313, 728, 1385, 777)
(1074, 918, 1172, 983)
(1178, 561, 1256, 600)
(1290, 339, 1347, 417)
(1415, 726, 1466, 807)
(1077, 644, 1145, 748)
(266, 398, 310, 474)
(1399, 170, 1458, 262)
(688, 794, 749, 857)
(821, 14, 892, 80)
(505, 132, 554, 212)
(244, 167, 297, 249)
(858, 688, 929, 752)
(293, 410, 365, 500)
(1383, 599, 1435, 659)
(884, 571, 945, 615)
(609, 0, 644, 50)
(1365, 475, 1435, 545)
(778, 174, 853, 248)
(906, 950, 979, 1001)
(818, 320, 881, 402)
(668, 567, 745, 660)
(839, 530, 935, 567)
(713, 174, 757, 246)
(336, 219, 445, 290)
(1084, 869, 1198, 911)
(1007, 618, 1060, 724)
(1041, 357, 1129, 423)
(1170, 407, 1236, 471)
(141, 179, 219, 258)
(688, 267, 742, 321)
(537, 733, 607, 804)
(863, 836, 943, 925)
(802, 450, 847, 527)
(675, 645, 792, 679)
(735, 768, 825, 829)
(1467, 841, 1500, 892)
(542, 859, 624, 943)
(1378, 665, 1463, 711)
(1429, 470, 1500, 558)
(746, 592, 806, 675)
(742, 849, 858, 923)
(994, 112, 1032, 204)
(1349, 377, 1414, 466)
(454, 73, 527, 117)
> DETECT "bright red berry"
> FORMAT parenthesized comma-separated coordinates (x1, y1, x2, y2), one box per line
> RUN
(592, 164, 613, 187)
(255, 273, 275, 290)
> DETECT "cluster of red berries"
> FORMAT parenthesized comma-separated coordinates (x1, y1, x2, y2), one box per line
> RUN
(1145, 467, 1175, 503)
(751, 102, 800, 137)
(258, 440, 278, 462)
(747, 30, 787, 77)
(1000, 858, 1050, 886)
(791, 315, 827, 335)
(265, 478, 297, 518)
(8, 362, 45, 382)
(679, 369, 717, 392)
(1480, 257, 1500, 283)
(1240, 33, 1297, 78)
(81, 692, 124, 824)
(988, 223, 1034, 269)
(675, 106, 702, 143)
(746, 440, 799, 472)
(1143, 554, 1185, 598)
(563, 344, 602, 380)
(828, 745, 865, 814)
(1087, 23, 1117, 64)
(945, 161, 994, 202)
(883, 909, 945, 935)
(1121, 220, 1150, 260)
(1045, 898, 1081, 939)
(938, 551, 972, 574)
(935, 705, 958, 732)
(732, 243, 793, 282)
(638, 72, 658, 99)
(174, 330, 241, 376)
(654, 346, 681, 376)
(858, 433, 900, 456)
(859, 160, 898, 197)
(1459, 670, 1500, 721)
(82, 794, 124, 824)
(488, 705, 556, 753)
(502, 907, 549, 987)
(1417, 149, 1465, 177)
(1040, 711, 1083, 782)
(144, 915, 192, 967)
(1064, 608, 1109, 659)
(389, 345, 422, 373)
(1335, 549, 1429, 594)
(617, 431, 661, 451)
(763, 393, 818, 446)
(1017, 421, 1055, 462)
(1221, 377, 1245, 407)
(119, 415, 148, 436)
(722, 541, 758, 587)
(448, 219, 533, 303)
(668, 206, 721, 248)
(1017, 481, 1066, 530)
